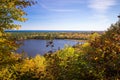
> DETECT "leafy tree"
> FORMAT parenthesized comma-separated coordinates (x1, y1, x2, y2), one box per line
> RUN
(0, 0, 36, 62)
(86, 22, 120, 79)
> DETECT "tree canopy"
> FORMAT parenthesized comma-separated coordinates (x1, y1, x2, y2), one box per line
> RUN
(0, 0, 36, 61)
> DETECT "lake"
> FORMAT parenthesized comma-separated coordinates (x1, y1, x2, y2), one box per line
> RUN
(17, 39, 81, 57)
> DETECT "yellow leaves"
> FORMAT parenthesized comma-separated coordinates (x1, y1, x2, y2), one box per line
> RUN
(0, 68, 9, 79)
(0, 32, 3, 36)
(34, 55, 45, 66)
(89, 32, 100, 41)
(58, 47, 75, 60)
(19, 60, 32, 73)
(66, 47, 75, 56)
(82, 42, 90, 48)
(19, 55, 46, 73)
(94, 57, 98, 60)
(0, 68, 8, 75)
(8, 2, 15, 8)
(10, 53, 21, 60)
(16, 26, 21, 30)
(3, 5, 7, 8)
(0, 0, 34, 31)
(81, 42, 95, 54)
(0, 67, 15, 80)
(33, 55, 46, 71)
(0, 38, 6, 43)
(0, 32, 5, 43)
(105, 40, 110, 44)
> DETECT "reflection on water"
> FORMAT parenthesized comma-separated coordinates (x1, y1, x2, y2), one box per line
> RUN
(46, 40, 55, 53)
(17, 39, 80, 57)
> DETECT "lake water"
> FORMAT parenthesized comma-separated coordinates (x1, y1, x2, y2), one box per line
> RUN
(17, 39, 81, 57)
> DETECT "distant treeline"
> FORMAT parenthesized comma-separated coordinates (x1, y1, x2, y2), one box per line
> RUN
(7, 31, 104, 40)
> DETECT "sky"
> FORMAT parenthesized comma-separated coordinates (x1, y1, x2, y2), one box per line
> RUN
(19, 0, 120, 31)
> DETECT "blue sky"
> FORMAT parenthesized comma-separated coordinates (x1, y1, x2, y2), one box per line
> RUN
(19, 0, 120, 31)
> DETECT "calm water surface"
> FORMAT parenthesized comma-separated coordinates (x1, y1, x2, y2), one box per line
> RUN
(17, 39, 80, 57)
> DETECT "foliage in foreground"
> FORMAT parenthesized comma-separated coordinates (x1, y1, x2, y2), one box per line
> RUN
(0, 0, 36, 62)
(0, 22, 120, 80)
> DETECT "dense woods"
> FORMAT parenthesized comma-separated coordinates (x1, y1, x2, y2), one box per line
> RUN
(7, 31, 98, 40)
(0, 0, 120, 80)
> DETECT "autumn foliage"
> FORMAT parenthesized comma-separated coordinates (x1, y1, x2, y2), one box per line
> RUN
(0, 22, 119, 79)
(0, 0, 120, 80)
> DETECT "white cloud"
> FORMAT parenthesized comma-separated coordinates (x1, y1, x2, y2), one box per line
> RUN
(49, 9, 78, 12)
(39, 0, 83, 12)
(41, 0, 84, 4)
(88, 0, 117, 30)
(89, 0, 117, 13)
(40, 3, 78, 12)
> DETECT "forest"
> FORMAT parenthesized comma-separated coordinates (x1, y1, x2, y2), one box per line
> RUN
(0, 0, 120, 80)
(6, 31, 104, 40)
